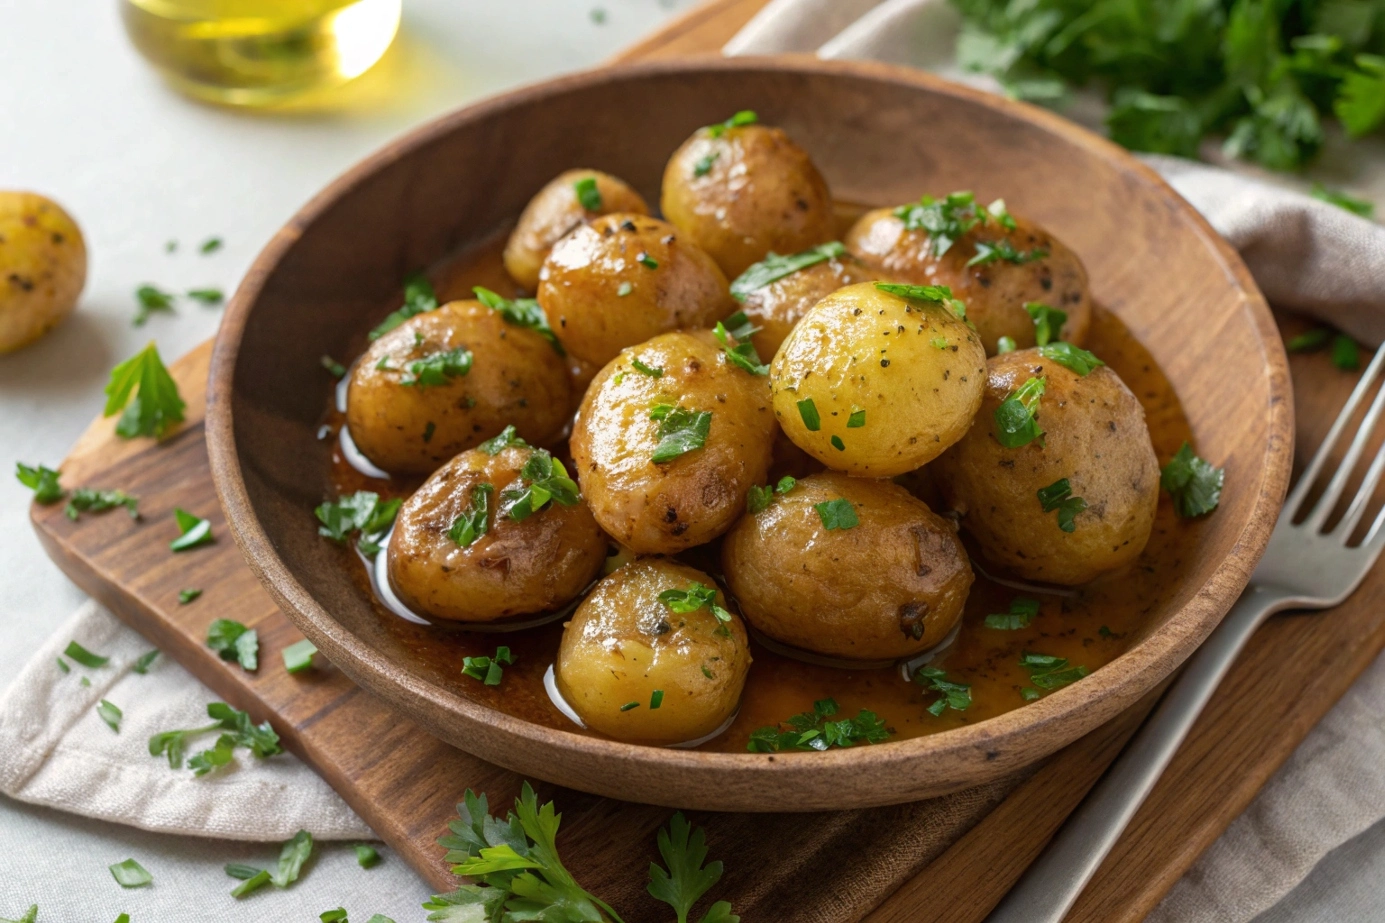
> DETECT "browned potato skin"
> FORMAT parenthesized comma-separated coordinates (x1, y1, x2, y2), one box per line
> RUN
(503, 169, 650, 291)
(934, 349, 1159, 586)
(738, 254, 872, 359)
(570, 330, 776, 554)
(661, 123, 835, 279)
(770, 282, 986, 477)
(722, 472, 973, 660)
(845, 208, 1092, 355)
(556, 558, 751, 745)
(0, 192, 86, 353)
(387, 445, 607, 622)
(347, 300, 571, 476)
(538, 213, 732, 368)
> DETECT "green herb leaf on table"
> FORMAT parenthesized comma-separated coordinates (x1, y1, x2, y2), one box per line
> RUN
(56, 657, 69, 673)
(1161, 442, 1224, 518)
(461, 646, 515, 686)
(994, 376, 1046, 448)
(1332, 334, 1361, 370)
(104, 343, 186, 440)
(729, 242, 846, 301)
(1311, 182, 1375, 218)
(320, 909, 348, 922)
(1038, 342, 1105, 376)
(985, 597, 1041, 630)
(705, 110, 758, 138)
(186, 287, 224, 305)
(474, 286, 566, 356)
(1286, 328, 1332, 352)
(1019, 651, 1090, 696)
(64, 640, 109, 668)
(914, 666, 973, 716)
(65, 488, 139, 521)
(647, 812, 736, 923)
(1024, 302, 1066, 347)
(16, 462, 64, 504)
(500, 450, 581, 521)
(0, 907, 37, 923)
(207, 618, 259, 671)
(712, 313, 769, 375)
(283, 638, 319, 674)
(273, 829, 315, 887)
(148, 701, 282, 773)
(477, 424, 530, 455)
(231, 869, 272, 898)
(132, 650, 160, 674)
(170, 508, 213, 551)
(650, 404, 713, 464)
(1037, 478, 1088, 532)
(814, 498, 859, 531)
(200, 236, 223, 254)
(109, 858, 152, 888)
(400, 347, 472, 388)
(97, 699, 123, 733)
(315, 491, 402, 556)
(746, 698, 890, 752)
(355, 844, 381, 869)
(134, 284, 177, 326)
(368, 273, 438, 341)
(178, 588, 201, 605)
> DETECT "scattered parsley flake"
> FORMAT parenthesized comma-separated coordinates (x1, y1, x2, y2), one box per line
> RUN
(355, 843, 381, 869)
(984, 597, 1041, 630)
(1038, 342, 1105, 375)
(693, 151, 720, 177)
(65, 488, 139, 521)
(134, 284, 176, 326)
(637, 252, 659, 270)
(796, 398, 821, 431)
(133, 650, 160, 674)
(200, 236, 223, 254)
(997, 336, 1017, 353)
(207, 619, 259, 671)
(500, 450, 580, 521)
(658, 582, 733, 636)
(315, 491, 401, 556)
(649, 690, 664, 710)
(16, 462, 64, 504)
(477, 425, 530, 455)
(368, 273, 438, 341)
(713, 313, 769, 375)
(932, 336, 950, 349)
(994, 376, 1046, 448)
(705, 110, 758, 138)
(1286, 328, 1331, 352)
(64, 641, 109, 668)
(631, 356, 663, 378)
(650, 404, 712, 464)
(474, 286, 565, 355)
(619, 701, 640, 712)
(874, 281, 968, 320)
(186, 287, 224, 305)
(230, 869, 271, 899)
(574, 176, 603, 211)
(462, 646, 515, 686)
(830, 435, 845, 451)
(400, 347, 472, 387)
(617, 281, 633, 297)
(1161, 442, 1224, 517)
(914, 666, 973, 715)
(968, 239, 1048, 267)
(104, 343, 186, 440)
(97, 699, 123, 733)
(320, 909, 347, 922)
(729, 242, 846, 301)
(1024, 302, 1067, 347)
(814, 498, 859, 531)
(448, 482, 494, 548)
(1020, 651, 1090, 693)
(747, 698, 890, 752)
(847, 407, 866, 428)
(746, 475, 796, 514)
(170, 508, 213, 551)
(1332, 334, 1361, 370)
(1311, 182, 1375, 218)
(272, 830, 314, 887)
(109, 858, 152, 888)
(283, 639, 318, 674)
(56, 657, 70, 673)
(1037, 478, 1088, 532)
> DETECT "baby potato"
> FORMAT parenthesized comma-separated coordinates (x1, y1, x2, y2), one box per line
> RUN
(503, 169, 650, 291)
(661, 119, 835, 279)
(570, 329, 776, 554)
(933, 348, 1160, 585)
(0, 191, 86, 353)
(845, 200, 1092, 355)
(538, 213, 732, 368)
(347, 299, 571, 476)
(555, 558, 751, 745)
(722, 472, 973, 661)
(387, 442, 607, 622)
(736, 249, 871, 358)
(770, 281, 986, 477)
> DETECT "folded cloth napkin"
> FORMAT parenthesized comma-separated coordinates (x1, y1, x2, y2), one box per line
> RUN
(727, 0, 1385, 920)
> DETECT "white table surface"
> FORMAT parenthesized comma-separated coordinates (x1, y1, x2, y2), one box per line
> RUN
(5, 3, 1385, 922)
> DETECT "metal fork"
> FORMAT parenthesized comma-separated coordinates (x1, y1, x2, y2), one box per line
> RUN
(989, 343, 1385, 923)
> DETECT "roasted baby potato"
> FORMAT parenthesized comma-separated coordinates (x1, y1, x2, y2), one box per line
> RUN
(722, 471, 972, 660)
(661, 116, 835, 278)
(503, 169, 650, 291)
(555, 557, 751, 745)
(570, 329, 776, 554)
(387, 440, 607, 622)
(934, 347, 1159, 585)
(0, 191, 86, 353)
(770, 281, 986, 477)
(347, 299, 571, 475)
(845, 196, 1091, 355)
(735, 246, 871, 359)
(538, 213, 732, 368)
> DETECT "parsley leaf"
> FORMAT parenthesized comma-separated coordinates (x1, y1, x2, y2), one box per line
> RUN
(462, 646, 515, 686)
(474, 286, 565, 356)
(746, 698, 890, 752)
(200, 236, 223, 254)
(368, 273, 438, 340)
(997, 336, 1017, 354)
(967, 239, 1048, 267)
(1038, 342, 1105, 376)
(321, 355, 347, 378)
(273, 830, 314, 887)
(104, 343, 186, 440)
(1335, 53, 1385, 138)
(705, 110, 758, 138)
(1161, 442, 1224, 517)
(355, 844, 381, 869)
(814, 497, 859, 531)
(448, 482, 494, 548)
(713, 314, 769, 375)
(1037, 478, 1088, 532)
(795, 397, 821, 431)
(133, 649, 160, 673)
(729, 242, 846, 301)
(207, 618, 259, 671)
(1332, 334, 1360, 370)
(499, 450, 580, 521)
(914, 666, 972, 716)
(659, 582, 733, 635)
(650, 404, 712, 463)
(187, 287, 224, 305)
(283, 639, 318, 674)
(1019, 651, 1089, 695)
(1311, 182, 1375, 218)
(1024, 302, 1066, 347)
(693, 151, 720, 177)
(874, 282, 968, 320)
(178, 588, 201, 605)
(746, 475, 796, 514)
(984, 597, 1041, 630)
(647, 812, 736, 923)
(134, 284, 177, 326)
(97, 699, 123, 733)
(64, 641, 109, 668)
(1286, 328, 1331, 352)
(994, 376, 1046, 448)
(631, 356, 663, 377)
(400, 347, 472, 387)
(65, 488, 139, 521)
(0, 906, 37, 923)
(478, 424, 531, 455)
(109, 858, 152, 888)
(893, 190, 981, 256)
(170, 507, 214, 551)
(315, 491, 402, 556)
(152, 702, 282, 775)
(573, 176, 603, 211)
(16, 462, 64, 504)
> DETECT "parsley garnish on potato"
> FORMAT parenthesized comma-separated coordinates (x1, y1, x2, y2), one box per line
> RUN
(746, 698, 890, 752)
(650, 404, 713, 463)
(1024, 302, 1066, 347)
(659, 582, 734, 636)
(500, 450, 580, 520)
(746, 475, 797, 514)
(368, 273, 438, 341)
(1161, 442, 1225, 518)
(1037, 478, 1088, 532)
(1038, 342, 1105, 375)
(573, 176, 602, 212)
(448, 482, 494, 548)
(104, 342, 186, 440)
(873, 281, 968, 320)
(400, 347, 472, 387)
(474, 286, 565, 356)
(814, 497, 859, 531)
(994, 376, 1046, 448)
(705, 109, 758, 138)
(729, 241, 846, 301)
(712, 311, 769, 375)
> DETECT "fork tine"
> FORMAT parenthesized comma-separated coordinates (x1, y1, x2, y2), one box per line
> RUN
(1305, 369, 1385, 531)
(1332, 441, 1385, 541)
(1364, 500, 1385, 549)
(1286, 344, 1385, 518)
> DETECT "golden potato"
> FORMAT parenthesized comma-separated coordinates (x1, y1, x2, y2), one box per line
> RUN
(387, 441, 607, 622)
(570, 330, 776, 554)
(661, 117, 834, 279)
(722, 471, 972, 661)
(0, 191, 86, 353)
(845, 196, 1091, 355)
(934, 347, 1159, 585)
(555, 558, 750, 745)
(347, 299, 571, 476)
(503, 169, 650, 291)
(538, 213, 731, 368)
(734, 246, 872, 358)
(770, 281, 986, 477)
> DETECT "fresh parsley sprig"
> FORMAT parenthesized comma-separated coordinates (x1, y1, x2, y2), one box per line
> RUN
(746, 698, 891, 752)
(1161, 442, 1224, 518)
(499, 450, 580, 521)
(729, 242, 846, 301)
(474, 286, 565, 356)
(648, 812, 739, 923)
(104, 343, 186, 440)
(16, 462, 64, 504)
(893, 190, 981, 256)
(207, 618, 259, 671)
(148, 702, 282, 773)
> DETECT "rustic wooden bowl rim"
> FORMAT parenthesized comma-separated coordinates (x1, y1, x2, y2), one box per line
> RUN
(207, 56, 1293, 805)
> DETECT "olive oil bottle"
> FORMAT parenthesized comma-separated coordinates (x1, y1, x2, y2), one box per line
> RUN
(119, 0, 401, 106)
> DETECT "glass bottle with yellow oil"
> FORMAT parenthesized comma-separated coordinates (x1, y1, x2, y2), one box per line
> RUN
(119, 0, 401, 107)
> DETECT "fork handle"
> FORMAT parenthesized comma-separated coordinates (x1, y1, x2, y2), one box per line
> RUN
(986, 584, 1297, 923)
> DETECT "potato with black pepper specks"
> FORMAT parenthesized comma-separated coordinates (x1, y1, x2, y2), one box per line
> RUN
(722, 472, 972, 661)
(571, 330, 776, 554)
(845, 203, 1091, 355)
(0, 191, 86, 353)
(770, 282, 986, 477)
(555, 558, 750, 745)
(388, 443, 607, 622)
(661, 119, 835, 279)
(503, 169, 649, 291)
(538, 213, 732, 368)
(347, 300, 571, 476)
(933, 348, 1159, 585)
(736, 250, 871, 359)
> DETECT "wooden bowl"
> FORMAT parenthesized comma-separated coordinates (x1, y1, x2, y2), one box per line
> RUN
(207, 57, 1292, 811)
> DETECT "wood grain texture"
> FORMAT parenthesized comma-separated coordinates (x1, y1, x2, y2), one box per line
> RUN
(26, 5, 1382, 922)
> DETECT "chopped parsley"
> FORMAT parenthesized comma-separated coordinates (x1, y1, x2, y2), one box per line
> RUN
(713, 312, 769, 375)
(64, 488, 139, 521)
(474, 286, 565, 355)
(746, 698, 890, 752)
(134, 284, 176, 325)
(200, 236, 223, 254)
(64, 641, 109, 668)
(283, 639, 318, 674)
(448, 482, 494, 548)
(477, 424, 530, 455)
(847, 407, 866, 428)
(994, 376, 1046, 448)
(1038, 342, 1105, 375)
(1024, 302, 1067, 347)
(796, 398, 821, 431)
(321, 355, 347, 377)
(1019, 651, 1089, 694)
(573, 176, 602, 211)
(659, 582, 733, 635)
(97, 699, 123, 733)
(500, 450, 581, 520)
(207, 618, 259, 672)
(747, 475, 797, 513)
(400, 347, 472, 387)
(649, 690, 664, 709)
(1332, 334, 1361, 370)
(893, 190, 982, 256)
(729, 241, 846, 302)
(368, 273, 438, 340)
(830, 435, 845, 451)
(315, 491, 402, 556)
(320, 910, 347, 922)
(462, 646, 514, 686)
(693, 151, 720, 177)
(630, 356, 663, 377)
(1037, 478, 1088, 532)
(186, 287, 224, 305)
(270, 830, 314, 888)
(984, 597, 1041, 630)
(148, 701, 282, 773)
(616, 281, 633, 297)
(997, 336, 1017, 353)
(1311, 182, 1374, 218)
(56, 657, 69, 673)
(650, 404, 712, 463)
(873, 281, 968, 320)
(619, 701, 640, 712)
(178, 587, 202, 605)
(967, 239, 1048, 267)
(1286, 328, 1331, 352)
(637, 252, 659, 270)
(170, 508, 214, 551)
(109, 858, 152, 888)
(1161, 442, 1224, 518)
(423, 421, 436, 443)
(16, 462, 64, 504)
(814, 497, 859, 531)
(133, 650, 160, 674)
(705, 109, 758, 138)
(104, 343, 186, 440)
(355, 844, 381, 868)
(914, 666, 973, 716)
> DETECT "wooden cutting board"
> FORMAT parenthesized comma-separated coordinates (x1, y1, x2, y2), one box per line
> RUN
(29, 2, 1385, 919)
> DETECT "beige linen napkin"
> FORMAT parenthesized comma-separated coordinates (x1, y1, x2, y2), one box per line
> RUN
(727, 1, 1385, 920)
